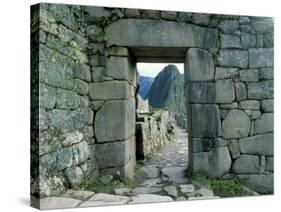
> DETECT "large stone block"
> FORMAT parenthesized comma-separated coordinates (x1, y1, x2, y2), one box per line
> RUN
(56, 88, 82, 109)
(105, 19, 218, 49)
(190, 82, 215, 103)
(254, 113, 273, 134)
(106, 56, 136, 85)
(220, 34, 241, 48)
(39, 83, 56, 109)
(235, 82, 247, 101)
(251, 18, 273, 33)
(239, 100, 260, 110)
(96, 136, 135, 168)
(192, 138, 226, 153)
(265, 157, 273, 172)
(89, 81, 133, 100)
(248, 80, 273, 100)
(219, 20, 239, 33)
(239, 133, 273, 155)
(95, 99, 135, 142)
(222, 110, 251, 139)
(232, 155, 259, 174)
(215, 79, 235, 103)
(193, 147, 231, 178)
(217, 50, 248, 68)
(238, 174, 273, 194)
(249, 48, 273, 68)
(65, 167, 84, 187)
(240, 69, 259, 82)
(260, 68, 273, 80)
(191, 104, 221, 137)
(215, 67, 238, 80)
(186, 48, 214, 81)
(241, 32, 256, 48)
(75, 64, 91, 82)
(261, 99, 273, 112)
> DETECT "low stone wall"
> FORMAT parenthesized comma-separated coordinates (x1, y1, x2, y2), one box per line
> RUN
(174, 113, 187, 129)
(136, 111, 172, 159)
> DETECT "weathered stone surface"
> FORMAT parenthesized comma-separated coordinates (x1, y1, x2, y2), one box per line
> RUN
(192, 14, 211, 26)
(248, 81, 273, 99)
(179, 184, 195, 193)
(141, 10, 161, 19)
(215, 79, 235, 103)
(56, 88, 82, 109)
(96, 136, 135, 168)
(84, 7, 112, 23)
(178, 12, 192, 22)
(74, 79, 89, 95)
(49, 109, 74, 130)
(227, 139, 240, 159)
(164, 186, 178, 197)
(106, 56, 136, 84)
(219, 20, 239, 33)
(124, 9, 140, 18)
(191, 104, 221, 137)
(193, 147, 231, 178)
(220, 34, 241, 48)
(235, 82, 247, 101)
(132, 187, 162, 194)
(189, 188, 214, 197)
(260, 68, 273, 80)
(129, 194, 173, 204)
(90, 55, 106, 67)
(114, 187, 131, 196)
(61, 131, 83, 147)
(40, 197, 82, 209)
(95, 99, 135, 142)
(249, 48, 273, 68)
(261, 99, 273, 112)
(263, 32, 274, 48)
(140, 166, 159, 179)
(105, 19, 218, 48)
(238, 174, 273, 194)
(251, 111, 262, 120)
(254, 113, 273, 134)
(105, 47, 129, 57)
(190, 82, 215, 103)
(239, 16, 251, 24)
(251, 18, 273, 33)
(80, 193, 130, 207)
(186, 48, 214, 81)
(65, 167, 84, 187)
(215, 67, 238, 80)
(219, 102, 238, 109)
(232, 155, 259, 174)
(89, 81, 133, 100)
(217, 50, 248, 68)
(265, 157, 273, 172)
(240, 69, 259, 82)
(91, 100, 104, 111)
(75, 64, 91, 82)
(86, 25, 103, 42)
(239, 100, 260, 110)
(222, 110, 251, 139)
(220, 109, 229, 119)
(161, 167, 188, 184)
(39, 84, 56, 109)
(161, 11, 177, 21)
(140, 178, 162, 187)
(92, 67, 105, 82)
(73, 141, 90, 165)
(192, 138, 226, 153)
(241, 32, 256, 47)
(239, 133, 273, 155)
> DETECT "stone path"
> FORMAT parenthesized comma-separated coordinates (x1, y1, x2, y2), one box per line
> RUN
(38, 125, 218, 209)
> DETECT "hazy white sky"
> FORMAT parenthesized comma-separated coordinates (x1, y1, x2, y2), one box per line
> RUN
(137, 63, 184, 78)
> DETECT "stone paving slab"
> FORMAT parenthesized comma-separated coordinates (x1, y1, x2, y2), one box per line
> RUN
(40, 197, 82, 210)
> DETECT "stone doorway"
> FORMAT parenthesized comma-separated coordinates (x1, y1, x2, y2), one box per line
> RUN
(101, 18, 222, 179)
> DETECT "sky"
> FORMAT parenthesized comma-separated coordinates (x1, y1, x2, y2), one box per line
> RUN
(137, 63, 184, 78)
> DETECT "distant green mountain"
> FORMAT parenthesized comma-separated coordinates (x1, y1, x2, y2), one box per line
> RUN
(146, 65, 185, 114)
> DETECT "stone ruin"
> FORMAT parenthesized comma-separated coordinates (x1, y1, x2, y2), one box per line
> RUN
(31, 3, 274, 200)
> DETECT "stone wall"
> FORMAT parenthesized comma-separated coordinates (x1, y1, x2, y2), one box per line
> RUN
(136, 111, 171, 159)
(174, 113, 187, 129)
(31, 4, 98, 198)
(32, 2, 274, 196)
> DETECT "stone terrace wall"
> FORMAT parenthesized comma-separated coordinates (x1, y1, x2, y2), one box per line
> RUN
(136, 111, 171, 159)
(31, 4, 98, 198)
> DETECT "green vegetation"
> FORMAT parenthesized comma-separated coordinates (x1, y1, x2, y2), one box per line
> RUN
(190, 173, 250, 197)
(79, 162, 143, 194)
